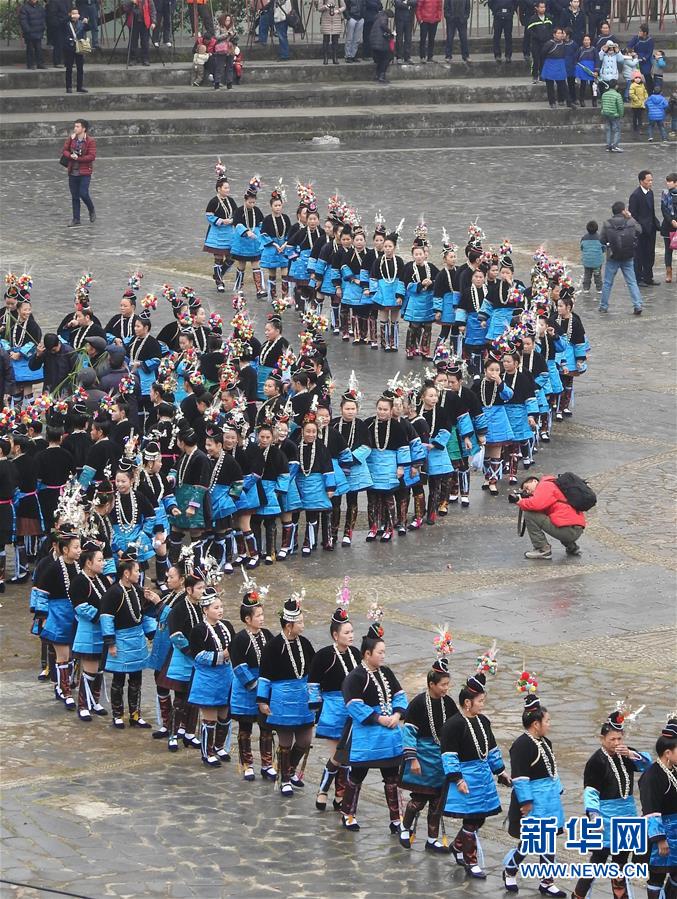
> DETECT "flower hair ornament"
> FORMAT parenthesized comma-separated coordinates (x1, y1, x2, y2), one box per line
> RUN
(476, 639, 499, 676)
(516, 668, 539, 695)
(433, 624, 454, 658)
(239, 566, 269, 602)
(128, 271, 143, 293)
(441, 227, 458, 254)
(336, 576, 351, 608)
(215, 157, 227, 181)
(610, 700, 646, 729)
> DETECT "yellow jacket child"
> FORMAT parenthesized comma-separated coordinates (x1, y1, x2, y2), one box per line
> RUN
(629, 77, 648, 109)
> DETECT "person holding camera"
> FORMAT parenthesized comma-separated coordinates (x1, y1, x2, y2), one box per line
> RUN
(123, 0, 157, 66)
(597, 38, 623, 93)
(60, 118, 96, 227)
(317, 0, 346, 65)
(514, 475, 586, 560)
(63, 6, 90, 94)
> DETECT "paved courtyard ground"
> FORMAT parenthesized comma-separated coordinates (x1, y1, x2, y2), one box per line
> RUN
(0, 138, 676, 899)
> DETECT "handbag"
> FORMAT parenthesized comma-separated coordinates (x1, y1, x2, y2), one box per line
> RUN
(286, 7, 304, 32)
(59, 154, 70, 167)
(70, 23, 91, 54)
(670, 231, 677, 250)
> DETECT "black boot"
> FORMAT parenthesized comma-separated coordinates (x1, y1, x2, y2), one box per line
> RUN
(128, 677, 151, 728)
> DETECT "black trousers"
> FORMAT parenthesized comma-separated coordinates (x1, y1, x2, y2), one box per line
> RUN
(394, 12, 413, 59)
(634, 231, 657, 282)
(419, 21, 437, 60)
(25, 37, 44, 67)
(445, 17, 468, 59)
(64, 46, 84, 90)
(492, 16, 513, 59)
(213, 52, 233, 85)
(130, 18, 151, 63)
(373, 48, 391, 79)
(545, 78, 566, 104)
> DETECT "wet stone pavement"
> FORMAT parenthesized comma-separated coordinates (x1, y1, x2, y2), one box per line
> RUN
(0, 140, 676, 899)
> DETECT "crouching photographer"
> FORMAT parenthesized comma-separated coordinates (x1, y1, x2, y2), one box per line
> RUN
(509, 472, 595, 561)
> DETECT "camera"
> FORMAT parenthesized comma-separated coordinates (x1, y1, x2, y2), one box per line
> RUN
(508, 490, 527, 504)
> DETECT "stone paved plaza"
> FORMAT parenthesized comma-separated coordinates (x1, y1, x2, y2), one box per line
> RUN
(0, 138, 676, 899)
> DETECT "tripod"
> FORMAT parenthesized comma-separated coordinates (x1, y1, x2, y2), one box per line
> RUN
(107, 8, 166, 65)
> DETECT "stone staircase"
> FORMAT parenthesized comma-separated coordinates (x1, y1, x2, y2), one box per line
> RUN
(0, 34, 675, 152)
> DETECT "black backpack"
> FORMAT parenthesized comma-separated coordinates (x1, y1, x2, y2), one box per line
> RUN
(555, 472, 597, 512)
(606, 219, 637, 261)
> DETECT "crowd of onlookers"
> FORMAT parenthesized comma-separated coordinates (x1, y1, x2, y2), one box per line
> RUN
(16, 0, 675, 126)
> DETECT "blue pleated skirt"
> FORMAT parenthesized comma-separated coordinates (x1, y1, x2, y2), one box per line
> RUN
(104, 624, 149, 673)
(73, 618, 104, 656)
(189, 662, 233, 707)
(316, 690, 350, 740)
(443, 758, 502, 818)
(505, 404, 533, 442)
(482, 405, 515, 444)
(41, 598, 76, 645)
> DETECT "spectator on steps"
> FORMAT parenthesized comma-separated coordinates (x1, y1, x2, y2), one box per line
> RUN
(562, 26, 578, 104)
(63, 6, 90, 94)
(526, 1, 552, 82)
(628, 73, 648, 131)
(575, 33, 597, 106)
(645, 86, 669, 144)
(362, 0, 382, 56)
(627, 23, 654, 92)
(76, 0, 100, 49)
(597, 39, 623, 94)
(541, 26, 574, 108)
(416, 0, 442, 62)
(212, 14, 236, 88)
(488, 0, 517, 63)
(583, 0, 609, 41)
(370, 7, 394, 83)
(317, 0, 346, 65)
(593, 19, 617, 51)
(345, 0, 366, 62)
(518, 0, 533, 60)
(394, 0, 415, 64)
(19, 0, 47, 70)
(187, 0, 213, 38)
(271, 1, 291, 61)
(46, 0, 69, 66)
(153, 0, 175, 46)
(123, 0, 157, 66)
(192, 41, 209, 84)
(559, 0, 585, 44)
(444, 0, 470, 62)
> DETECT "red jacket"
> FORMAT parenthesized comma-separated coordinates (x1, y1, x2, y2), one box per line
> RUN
(416, 0, 442, 22)
(61, 134, 97, 176)
(517, 476, 586, 528)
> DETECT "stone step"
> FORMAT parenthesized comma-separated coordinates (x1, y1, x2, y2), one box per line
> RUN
(0, 75, 569, 114)
(0, 100, 604, 149)
(0, 55, 530, 90)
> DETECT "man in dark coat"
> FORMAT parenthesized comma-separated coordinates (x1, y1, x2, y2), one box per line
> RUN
(628, 169, 661, 287)
(28, 334, 75, 394)
(19, 0, 47, 69)
(46, 0, 69, 64)
(488, 0, 517, 61)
